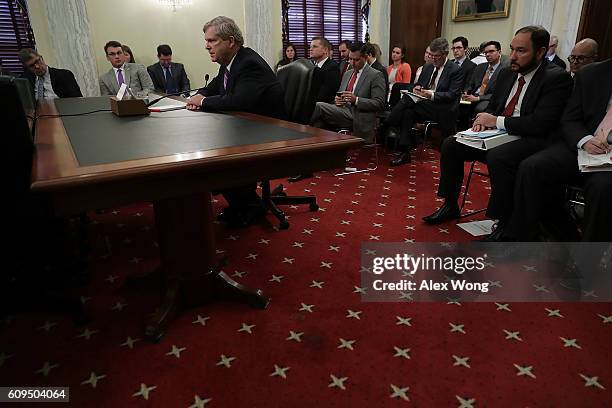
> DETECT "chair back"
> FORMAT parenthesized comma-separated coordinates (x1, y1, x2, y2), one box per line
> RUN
(276, 58, 315, 124)
(388, 82, 412, 108)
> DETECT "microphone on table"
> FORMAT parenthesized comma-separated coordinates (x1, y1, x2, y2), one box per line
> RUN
(204, 73, 210, 87)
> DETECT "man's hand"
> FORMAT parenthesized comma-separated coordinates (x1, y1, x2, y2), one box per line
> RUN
(463, 94, 479, 102)
(471, 112, 497, 131)
(186, 94, 205, 110)
(335, 91, 355, 106)
(413, 86, 432, 99)
(584, 129, 611, 155)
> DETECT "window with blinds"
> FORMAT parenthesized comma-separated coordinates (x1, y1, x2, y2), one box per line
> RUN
(0, 0, 35, 75)
(282, 0, 364, 60)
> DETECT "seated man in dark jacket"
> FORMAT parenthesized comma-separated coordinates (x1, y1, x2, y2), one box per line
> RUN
(422, 26, 574, 242)
(186, 16, 286, 227)
(386, 37, 463, 166)
(18, 48, 82, 100)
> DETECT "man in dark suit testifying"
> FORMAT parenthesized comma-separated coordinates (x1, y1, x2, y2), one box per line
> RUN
(386, 37, 463, 166)
(422, 26, 573, 242)
(505, 59, 611, 241)
(186, 15, 285, 227)
(18, 48, 82, 100)
(147, 44, 191, 95)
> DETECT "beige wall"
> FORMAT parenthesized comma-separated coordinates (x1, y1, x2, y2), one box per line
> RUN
(441, 0, 580, 61)
(27, 0, 282, 89)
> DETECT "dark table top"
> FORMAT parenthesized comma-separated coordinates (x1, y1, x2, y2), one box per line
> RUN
(56, 97, 310, 166)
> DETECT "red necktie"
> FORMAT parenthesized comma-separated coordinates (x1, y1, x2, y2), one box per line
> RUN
(346, 70, 358, 92)
(501, 76, 526, 117)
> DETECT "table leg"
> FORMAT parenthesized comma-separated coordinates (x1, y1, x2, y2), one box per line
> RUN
(145, 191, 268, 342)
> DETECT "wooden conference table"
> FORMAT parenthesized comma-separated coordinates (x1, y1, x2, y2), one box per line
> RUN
(32, 97, 361, 341)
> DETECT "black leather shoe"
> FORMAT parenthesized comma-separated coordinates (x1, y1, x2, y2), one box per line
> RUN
(480, 223, 511, 242)
(390, 152, 411, 166)
(422, 202, 460, 225)
(288, 173, 313, 183)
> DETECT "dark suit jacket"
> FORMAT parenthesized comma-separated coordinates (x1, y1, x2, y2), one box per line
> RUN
(550, 54, 567, 70)
(22, 67, 82, 99)
(454, 58, 476, 90)
(562, 59, 612, 148)
(312, 58, 340, 103)
(370, 59, 389, 94)
(485, 59, 573, 139)
(465, 61, 506, 102)
(416, 60, 463, 104)
(147, 62, 190, 93)
(338, 60, 351, 79)
(198, 46, 286, 119)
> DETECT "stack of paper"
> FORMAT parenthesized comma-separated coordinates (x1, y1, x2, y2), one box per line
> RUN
(454, 129, 520, 150)
(577, 149, 612, 172)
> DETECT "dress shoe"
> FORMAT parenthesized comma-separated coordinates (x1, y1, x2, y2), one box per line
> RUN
(390, 151, 411, 166)
(288, 173, 313, 183)
(479, 222, 512, 242)
(422, 202, 460, 225)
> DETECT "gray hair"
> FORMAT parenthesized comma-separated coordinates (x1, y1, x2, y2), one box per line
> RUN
(550, 35, 558, 45)
(429, 37, 449, 54)
(203, 16, 244, 47)
(18, 48, 38, 63)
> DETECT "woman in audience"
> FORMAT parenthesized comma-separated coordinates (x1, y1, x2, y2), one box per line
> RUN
(275, 43, 297, 71)
(122, 44, 136, 63)
(386, 45, 412, 97)
(413, 46, 432, 83)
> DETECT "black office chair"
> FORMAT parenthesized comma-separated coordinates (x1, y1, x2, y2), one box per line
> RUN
(260, 59, 319, 229)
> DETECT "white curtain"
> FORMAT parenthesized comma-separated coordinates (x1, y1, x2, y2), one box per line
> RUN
(34, 0, 99, 96)
(521, 0, 556, 30)
(371, 0, 391, 65)
(244, 0, 274, 67)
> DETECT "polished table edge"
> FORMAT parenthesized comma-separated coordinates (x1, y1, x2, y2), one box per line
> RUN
(32, 97, 362, 193)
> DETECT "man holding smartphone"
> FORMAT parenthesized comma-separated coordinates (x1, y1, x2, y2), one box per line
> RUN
(310, 42, 386, 143)
(386, 37, 463, 166)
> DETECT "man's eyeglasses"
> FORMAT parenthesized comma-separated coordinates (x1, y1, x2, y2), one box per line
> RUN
(451, 46, 464, 50)
(107, 51, 123, 57)
(567, 55, 595, 63)
(429, 53, 444, 60)
(26, 57, 43, 68)
(484, 49, 499, 55)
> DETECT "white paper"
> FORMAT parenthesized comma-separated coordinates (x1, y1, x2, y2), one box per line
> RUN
(116, 83, 127, 100)
(577, 149, 612, 172)
(458, 128, 507, 138)
(457, 220, 495, 236)
(400, 89, 428, 103)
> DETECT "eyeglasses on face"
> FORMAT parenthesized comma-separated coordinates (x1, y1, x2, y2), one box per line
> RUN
(429, 53, 444, 60)
(107, 51, 123, 57)
(567, 55, 595, 63)
(484, 49, 499, 55)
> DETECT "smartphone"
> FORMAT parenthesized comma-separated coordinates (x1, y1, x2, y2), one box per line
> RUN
(336, 91, 343, 97)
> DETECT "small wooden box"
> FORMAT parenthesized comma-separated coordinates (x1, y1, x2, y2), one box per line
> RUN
(110, 97, 150, 116)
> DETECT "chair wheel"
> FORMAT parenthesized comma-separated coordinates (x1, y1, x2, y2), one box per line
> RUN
(279, 220, 290, 229)
(309, 203, 319, 211)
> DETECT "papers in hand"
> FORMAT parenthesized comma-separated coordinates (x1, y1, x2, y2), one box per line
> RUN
(577, 149, 612, 172)
(400, 89, 428, 103)
(455, 128, 519, 150)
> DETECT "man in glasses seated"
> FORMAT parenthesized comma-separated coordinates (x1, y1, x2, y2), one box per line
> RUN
(386, 37, 463, 166)
(567, 38, 598, 76)
(99, 41, 154, 96)
(18, 48, 82, 101)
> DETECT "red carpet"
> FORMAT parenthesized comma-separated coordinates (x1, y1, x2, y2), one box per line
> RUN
(1, 148, 610, 407)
